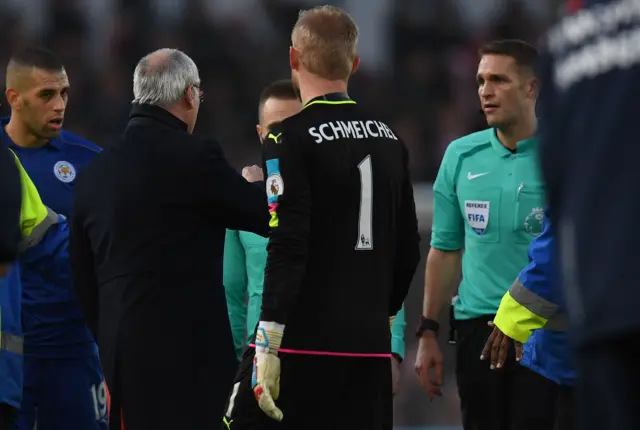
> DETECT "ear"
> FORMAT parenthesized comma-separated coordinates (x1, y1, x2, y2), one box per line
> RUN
(350, 56, 360, 76)
(529, 77, 540, 100)
(290, 47, 300, 71)
(5, 88, 21, 109)
(185, 86, 197, 110)
(256, 124, 263, 142)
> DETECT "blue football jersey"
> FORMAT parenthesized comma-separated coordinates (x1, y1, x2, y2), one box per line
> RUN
(1, 118, 101, 356)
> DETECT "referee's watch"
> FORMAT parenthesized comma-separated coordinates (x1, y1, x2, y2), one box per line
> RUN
(416, 316, 440, 337)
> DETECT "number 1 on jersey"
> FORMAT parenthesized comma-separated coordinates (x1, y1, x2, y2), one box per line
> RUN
(356, 155, 373, 250)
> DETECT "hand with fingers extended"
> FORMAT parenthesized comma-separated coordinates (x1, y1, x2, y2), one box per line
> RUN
(414, 333, 444, 400)
(480, 321, 523, 370)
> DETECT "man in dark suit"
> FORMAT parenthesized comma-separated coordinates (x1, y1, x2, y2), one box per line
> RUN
(69, 48, 270, 430)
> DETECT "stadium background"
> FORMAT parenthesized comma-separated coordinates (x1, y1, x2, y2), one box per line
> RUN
(0, 0, 566, 428)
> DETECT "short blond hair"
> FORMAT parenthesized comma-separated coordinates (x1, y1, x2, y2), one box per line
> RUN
(291, 5, 359, 81)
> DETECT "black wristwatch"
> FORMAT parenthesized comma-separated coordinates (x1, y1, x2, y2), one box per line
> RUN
(416, 316, 440, 337)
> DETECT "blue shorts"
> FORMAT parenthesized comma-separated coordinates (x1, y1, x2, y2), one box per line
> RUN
(14, 355, 108, 430)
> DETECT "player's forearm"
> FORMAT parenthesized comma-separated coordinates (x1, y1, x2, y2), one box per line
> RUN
(261, 232, 309, 325)
(390, 247, 420, 316)
(422, 248, 462, 320)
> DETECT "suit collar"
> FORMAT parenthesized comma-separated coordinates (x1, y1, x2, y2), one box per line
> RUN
(128, 104, 188, 132)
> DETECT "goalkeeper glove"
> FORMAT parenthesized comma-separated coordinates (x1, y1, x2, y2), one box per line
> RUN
(252, 321, 285, 421)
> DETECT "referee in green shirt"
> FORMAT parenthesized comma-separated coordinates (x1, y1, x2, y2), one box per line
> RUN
(414, 40, 545, 430)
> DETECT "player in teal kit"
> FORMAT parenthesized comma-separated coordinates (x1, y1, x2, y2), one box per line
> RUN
(2, 47, 106, 430)
(414, 40, 546, 430)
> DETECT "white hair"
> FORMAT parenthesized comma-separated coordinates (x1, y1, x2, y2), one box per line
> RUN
(132, 48, 200, 107)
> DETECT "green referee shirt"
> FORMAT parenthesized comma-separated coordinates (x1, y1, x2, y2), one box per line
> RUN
(431, 128, 545, 320)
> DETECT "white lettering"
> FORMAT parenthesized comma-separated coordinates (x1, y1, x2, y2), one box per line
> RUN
(359, 121, 369, 138)
(352, 121, 364, 139)
(343, 121, 355, 138)
(382, 123, 399, 140)
(308, 120, 399, 143)
(365, 120, 379, 137)
(308, 127, 322, 143)
(319, 123, 333, 141)
(375, 121, 387, 138)
(329, 121, 345, 139)
(554, 26, 640, 90)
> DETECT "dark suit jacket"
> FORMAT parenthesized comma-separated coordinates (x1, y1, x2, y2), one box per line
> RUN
(69, 104, 269, 428)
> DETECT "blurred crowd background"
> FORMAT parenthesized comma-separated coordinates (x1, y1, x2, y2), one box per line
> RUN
(0, 0, 568, 427)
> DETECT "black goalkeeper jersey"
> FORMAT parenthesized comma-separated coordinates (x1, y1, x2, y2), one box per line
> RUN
(260, 92, 421, 355)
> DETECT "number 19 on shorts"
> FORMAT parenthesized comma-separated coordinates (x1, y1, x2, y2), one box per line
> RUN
(356, 155, 373, 251)
(90, 381, 108, 422)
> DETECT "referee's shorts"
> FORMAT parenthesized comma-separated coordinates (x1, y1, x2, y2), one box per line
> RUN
(221, 347, 392, 430)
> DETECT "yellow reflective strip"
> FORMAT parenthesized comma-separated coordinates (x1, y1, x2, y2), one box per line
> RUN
(9, 150, 48, 237)
(18, 207, 59, 252)
(0, 331, 23, 354)
(493, 291, 548, 344)
(269, 212, 279, 228)
(509, 279, 558, 319)
(303, 100, 357, 109)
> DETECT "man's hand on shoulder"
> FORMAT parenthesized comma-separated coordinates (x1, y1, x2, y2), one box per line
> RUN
(243, 165, 264, 183)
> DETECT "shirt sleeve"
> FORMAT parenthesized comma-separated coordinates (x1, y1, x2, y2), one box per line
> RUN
(0, 148, 21, 263)
(194, 140, 270, 238)
(430, 143, 464, 251)
(223, 229, 248, 361)
(494, 211, 562, 343)
(239, 231, 268, 344)
(260, 125, 311, 325)
(390, 304, 406, 360)
(390, 144, 421, 317)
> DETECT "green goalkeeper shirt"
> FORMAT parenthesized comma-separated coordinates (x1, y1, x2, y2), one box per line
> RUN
(431, 128, 545, 320)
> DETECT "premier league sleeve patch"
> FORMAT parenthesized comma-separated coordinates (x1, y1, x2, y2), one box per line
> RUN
(53, 160, 76, 183)
(465, 200, 490, 235)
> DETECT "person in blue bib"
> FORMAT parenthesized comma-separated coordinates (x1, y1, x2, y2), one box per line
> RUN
(2, 46, 107, 430)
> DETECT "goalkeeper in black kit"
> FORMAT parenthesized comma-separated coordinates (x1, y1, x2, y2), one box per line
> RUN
(220, 5, 420, 430)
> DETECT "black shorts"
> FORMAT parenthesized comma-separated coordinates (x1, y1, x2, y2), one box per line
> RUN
(221, 348, 392, 430)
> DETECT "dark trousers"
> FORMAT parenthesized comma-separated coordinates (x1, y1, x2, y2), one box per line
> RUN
(456, 316, 574, 430)
(223, 348, 392, 430)
(576, 333, 640, 430)
(0, 403, 16, 430)
(556, 385, 575, 430)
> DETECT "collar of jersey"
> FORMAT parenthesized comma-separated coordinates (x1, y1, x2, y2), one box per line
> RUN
(489, 128, 537, 157)
(0, 116, 63, 151)
(303, 92, 356, 109)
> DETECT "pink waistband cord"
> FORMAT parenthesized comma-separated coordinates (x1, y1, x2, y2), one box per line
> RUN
(249, 344, 392, 358)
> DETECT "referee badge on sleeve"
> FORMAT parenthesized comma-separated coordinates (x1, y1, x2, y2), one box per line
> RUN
(465, 200, 490, 235)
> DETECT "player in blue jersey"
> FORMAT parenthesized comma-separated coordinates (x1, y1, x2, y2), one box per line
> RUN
(2, 46, 107, 430)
